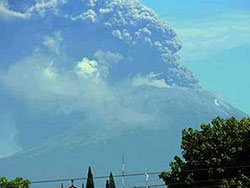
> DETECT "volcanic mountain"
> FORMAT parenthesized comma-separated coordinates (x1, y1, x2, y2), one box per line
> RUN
(0, 0, 247, 183)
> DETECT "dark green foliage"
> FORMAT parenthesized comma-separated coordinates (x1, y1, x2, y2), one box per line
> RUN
(105, 173, 116, 188)
(0, 177, 30, 188)
(105, 180, 109, 188)
(160, 117, 250, 187)
(86, 166, 94, 188)
(109, 173, 116, 188)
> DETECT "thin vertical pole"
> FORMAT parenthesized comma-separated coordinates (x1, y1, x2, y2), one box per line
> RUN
(121, 153, 125, 188)
(145, 168, 149, 188)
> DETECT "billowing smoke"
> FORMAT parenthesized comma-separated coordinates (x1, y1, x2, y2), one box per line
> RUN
(0, 0, 239, 162)
(0, 31, 159, 155)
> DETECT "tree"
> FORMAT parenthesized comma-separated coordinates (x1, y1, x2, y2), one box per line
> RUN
(109, 173, 116, 188)
(86, 166, 94, 188)
(160, 117, 250, 187)
(105, 180, 109, 188)
(0, 177, 8, 188)
(104, 173, 116, 188)
(0, 177, 30, 188)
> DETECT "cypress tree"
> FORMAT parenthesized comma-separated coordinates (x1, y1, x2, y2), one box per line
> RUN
(105, 180, 109, 188)
(109, 173, 116, 188)
(86, 166, 94, 188)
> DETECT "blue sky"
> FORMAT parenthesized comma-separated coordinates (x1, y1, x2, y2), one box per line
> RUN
(141, 0, 250, 114)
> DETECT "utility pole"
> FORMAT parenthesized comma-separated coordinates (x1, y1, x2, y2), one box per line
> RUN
(145, 168, 149, 188)
(121, 153, 125, 188)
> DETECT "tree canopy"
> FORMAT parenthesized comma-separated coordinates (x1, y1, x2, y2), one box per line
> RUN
(160, 117, 250, 187)
(0, 177, 30, 188)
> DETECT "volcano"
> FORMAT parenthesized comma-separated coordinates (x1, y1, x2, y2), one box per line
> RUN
(0, 0, 247, 184)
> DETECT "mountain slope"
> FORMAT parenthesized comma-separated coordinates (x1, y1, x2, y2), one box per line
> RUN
(0, 87, 247, 180)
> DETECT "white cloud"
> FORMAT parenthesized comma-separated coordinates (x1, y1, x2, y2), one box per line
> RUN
(25, 0, 68, 16)
(76, 58, 98, 78)
(132, 72, 170, 88)
(43, 61, 58, 80)
(175, 10, 250, 61)
(94, 50, 124, 65)
(87, 0, 97, 7)
(0, 115, 22, 158)
(112, 30, 123, 40)
(93, 50, 124, 78)
(0, 0, 68, 20)
(0, 2, 29, 20)
(0, 49, 157, 137)
(43, 31, 63, 55)
(70, 9, 97, 22)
